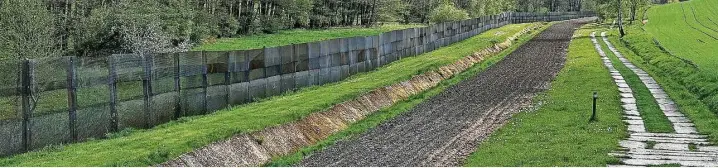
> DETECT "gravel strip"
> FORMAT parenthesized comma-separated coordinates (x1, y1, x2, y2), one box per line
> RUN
(298, 19, 593, 167)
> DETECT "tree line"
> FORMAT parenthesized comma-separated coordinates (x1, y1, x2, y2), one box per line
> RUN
(0, 0, 647, 60)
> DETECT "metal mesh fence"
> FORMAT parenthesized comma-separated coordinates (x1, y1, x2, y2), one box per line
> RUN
(75, 56, 111, 141)
(0, 59, 22, 156)
(0, 11, 595, 156)
(30, 57, 71, 149)
(179, 52, 206, 116)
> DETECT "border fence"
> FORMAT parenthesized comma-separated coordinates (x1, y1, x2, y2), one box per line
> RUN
(0, 11, 595, 156)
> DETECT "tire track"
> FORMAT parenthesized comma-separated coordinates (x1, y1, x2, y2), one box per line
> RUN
(298, 19, 592, 167)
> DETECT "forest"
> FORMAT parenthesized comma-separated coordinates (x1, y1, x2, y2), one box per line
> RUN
(0, 0, 645, 60)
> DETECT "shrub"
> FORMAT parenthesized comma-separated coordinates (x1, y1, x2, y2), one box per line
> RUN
(428, 2, 470, 23)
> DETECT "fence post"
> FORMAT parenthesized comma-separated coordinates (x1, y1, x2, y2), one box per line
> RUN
(107, 56, 119, 132)
(201, 52, 209, 114)
(142, 54, 154, 128)
(174, 54, 182, 119)
(224, 53, 232, 109)
(66, 57, 78, 142)
(20, 59, 33, 151)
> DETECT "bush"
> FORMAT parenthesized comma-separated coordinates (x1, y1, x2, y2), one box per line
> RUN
(428, 2, 470, 23)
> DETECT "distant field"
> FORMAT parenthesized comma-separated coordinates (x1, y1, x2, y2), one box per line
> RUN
(644, 0, 718, 70)
(193, 23, 426, 51)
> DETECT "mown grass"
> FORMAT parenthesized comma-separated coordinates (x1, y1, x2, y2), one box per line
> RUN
(193, 23, 425, 51)
(645, 0, 718, 70)
(0, 23, 535, 167)
(610, 27, 718, 143)
(263, 23, 550, 167)
(617, 1, 718, 144)
(463, 24, 626, 166)
(598, 32, 674, 133)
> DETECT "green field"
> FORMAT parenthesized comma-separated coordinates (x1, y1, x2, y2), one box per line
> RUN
(0, 23, 536, 167)
(463, 24, 626, 166)
(645, 0, 718, 70)
(193, 23, 425, 51)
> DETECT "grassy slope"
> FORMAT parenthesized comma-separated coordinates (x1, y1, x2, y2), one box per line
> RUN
(264, 23, 550, 167)
(193, 23, 425, 51)
(645, 0, 718, 70)
(0, 24, 535, 167)
(598, 32, 673, 133)
(463, 24, 626, 166)
(618, 0, 718, 144)
(614, 26, 718, 143)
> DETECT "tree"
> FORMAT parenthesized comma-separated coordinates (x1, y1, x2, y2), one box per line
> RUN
(618, 0, 626, 37)
(0, 0, 59, 59)
(628, 0, 647, 24)
(428, 1, 469, 23)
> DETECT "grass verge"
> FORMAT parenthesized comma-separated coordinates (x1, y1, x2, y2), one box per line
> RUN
(263, 23, 550, 166)
(598, 32, 673, 133)
(193, 23, 425, 51)
(0, 23, 537, 167)
(607, 25, 718, 144)
(463, 24, 626, 166)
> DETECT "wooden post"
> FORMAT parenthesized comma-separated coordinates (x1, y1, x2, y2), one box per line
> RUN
(20, 59, 33, 151)
(66, 57, 78, 142)
(174, 54, 182, 119)
(201, 52, 209, 114)
(107, 56, 119, 132)
(142, 54, 154, 128)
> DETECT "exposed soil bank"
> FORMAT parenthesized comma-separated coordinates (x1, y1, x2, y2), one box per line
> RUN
(298, 18, 593, 167)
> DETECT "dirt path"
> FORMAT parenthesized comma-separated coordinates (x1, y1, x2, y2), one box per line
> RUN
(298, 19, 592, 167)
(591, 32, 718, 167)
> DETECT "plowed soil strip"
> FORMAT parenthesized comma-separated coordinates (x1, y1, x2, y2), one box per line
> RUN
(299, 19, 591, 167)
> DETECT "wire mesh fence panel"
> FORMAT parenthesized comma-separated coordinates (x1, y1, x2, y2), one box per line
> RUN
(307, 42, 321, 86)
(179, 52, 206, 117)
(279, 45, 295, 93)
(112, 54, 146, 129)
(294, 43, 310, 88)
(247, 48, 266, 100)
(75, 56, 112, 141)
(339, 38, 350, 81)
(0, 59, 23, 156)
(318, 41, 331, 85)
(264, 47, 281, 97)
(228, 50, 250, 105)
(29, 57, 71, 149)
(150, 53, 178, 125)
(205, 51, 229, 113)
(329, 39, 342, 83)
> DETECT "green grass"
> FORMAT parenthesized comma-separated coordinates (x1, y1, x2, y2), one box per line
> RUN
(193, 23, 425, 51)
(597, 32, 674, 133)
(646, 141, 657, 149)
(0, 23, 537, 167)
(263, 23, 550, 167)
(462, 24, 626, 166)
(614, 10, 718, 145)
(645, 0, 718, 70)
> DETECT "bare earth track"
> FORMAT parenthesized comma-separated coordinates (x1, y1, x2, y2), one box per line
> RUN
(298, 19, 592, 167)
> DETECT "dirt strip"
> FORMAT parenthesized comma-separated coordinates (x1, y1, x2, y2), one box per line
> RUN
(298, 18, 594, 167)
